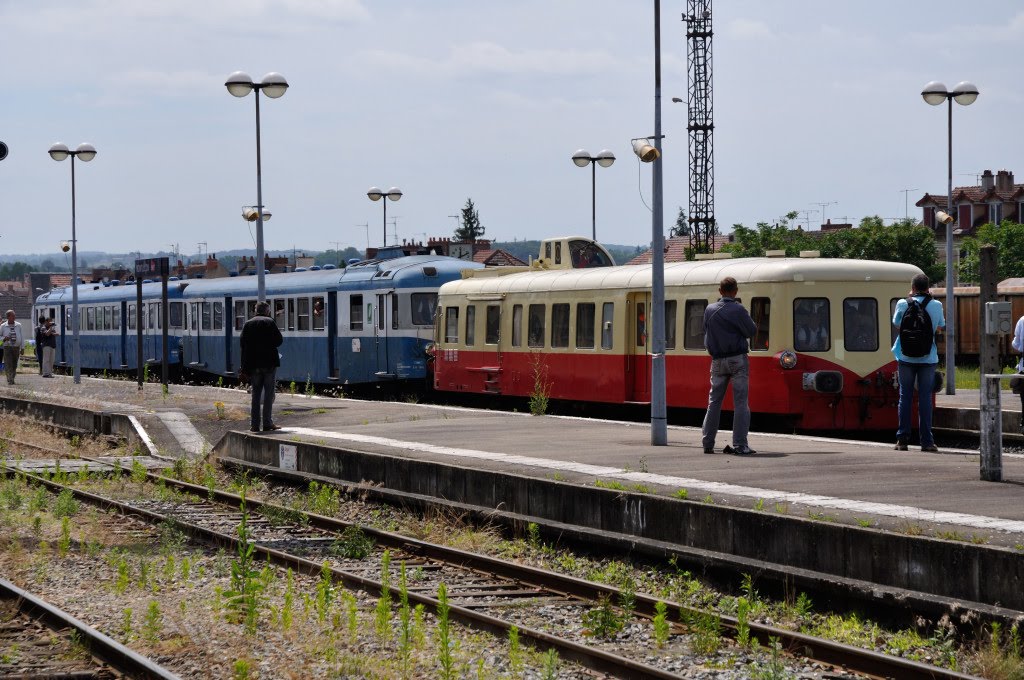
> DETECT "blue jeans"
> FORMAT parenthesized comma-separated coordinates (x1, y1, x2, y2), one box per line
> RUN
(896, 361, 936, 447)
(701, 354, 750, 449)
(250, 367, 277, 430)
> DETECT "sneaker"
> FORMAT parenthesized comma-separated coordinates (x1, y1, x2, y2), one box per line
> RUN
(921, 445, 939, 453)
(894, 440, 908, 451)
(724, 444, 756, 455)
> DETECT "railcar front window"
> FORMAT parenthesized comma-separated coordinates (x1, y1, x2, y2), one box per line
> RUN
(465, 305, 476, 346)
(684, 300, 707, 350)
(664, 300, 677, 350)
(844, 298, 878, 352)
(350, 295, 363, 331)
(528, 304, 545, 348)
(750, 298, 770, 350)
(485, 305, 500, 344)
(411, 293, 437, 326)
(601, 302, 614, 349)
(512, 304, 523, 347)
(444, 307, 459, 343)
(576, 303, 595, 349)
(794, 298, 830, 352)
(551, 304, 569, 348)
(313, 297, 325, 331)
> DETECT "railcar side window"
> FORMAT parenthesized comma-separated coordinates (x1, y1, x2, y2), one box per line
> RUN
(247, 301, 257, 321)
(86, 307, 95, 331)
(313, 297, 325, 331)
(794, 298, 830, 352)
(444, 306, 459, 343)
(350, 295, 363, 331)
(113, 306, 120, 331)
(683, 300, 707, 350)
(465, 305, 476, 346)
(234, 301, 246, 331)
(273, 299, 286, 331)
(392, 295, 399, 331)
(170, 302, 183, 329)
(298, 298, 311, 331)
(128, 304, 136, 330)
(485, 306, 500, 344)
(844, 298, 878, 352)
(201, 302, 212, 331)
(664, 300, 677, 350)
(213, 302, 223, 331)
(601, 303, 614, 349)
(576, 303, 595, 349)
(551, 304, 570, 348)
(528, 304, 545, 348)
(512, 304, 523, 347)
(890, 298, 900, 347)
(411, 293, 437, 326)
(190, 303, 198, 331)
(750, 298, 770, 350)
(104, 306, 113, 330)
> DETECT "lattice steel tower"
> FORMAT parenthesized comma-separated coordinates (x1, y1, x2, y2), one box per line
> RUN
(684, 1, 715, 254)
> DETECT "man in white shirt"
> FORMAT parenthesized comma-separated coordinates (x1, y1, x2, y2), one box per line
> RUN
(1, 310, 25, 384)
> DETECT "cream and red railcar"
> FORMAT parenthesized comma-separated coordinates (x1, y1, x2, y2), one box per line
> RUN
(432, 237, 923, 431)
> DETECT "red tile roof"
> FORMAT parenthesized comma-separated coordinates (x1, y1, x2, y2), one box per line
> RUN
(626, 235, 733, 265)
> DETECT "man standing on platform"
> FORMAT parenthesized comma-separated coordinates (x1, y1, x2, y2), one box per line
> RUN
(892, 273, 944, 452)
(1, 310, 24, 385)
(701, 277, 758, 455)
(240, 302, 283, 433)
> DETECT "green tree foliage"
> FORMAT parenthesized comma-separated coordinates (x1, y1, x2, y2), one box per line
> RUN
(0, 261, 36, 281)
(455, 198, 485, 242)
(817, 216, 942, 283)
(957, 221, 1024, 284)
(670, 206, 690, 238)
(722, 211, 812, 257)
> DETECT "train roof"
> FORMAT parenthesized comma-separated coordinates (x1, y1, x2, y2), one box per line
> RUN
(440, 257, 923, 295)
(34, 254, 483, 305)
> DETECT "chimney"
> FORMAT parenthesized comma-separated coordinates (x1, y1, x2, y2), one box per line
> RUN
(996, 169, 1014, 192)
(981, 169, 995, 191)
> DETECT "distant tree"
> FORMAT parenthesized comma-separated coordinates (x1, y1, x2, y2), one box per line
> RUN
(455, 198, 485, 242)
(0, 261, 36, 281)
(39, 259, 56, 271)
(721, 211, 812, 257)
(818, 216, 942, 282)
(670, 206, 690, 238)
(957, 221, 1024, 284)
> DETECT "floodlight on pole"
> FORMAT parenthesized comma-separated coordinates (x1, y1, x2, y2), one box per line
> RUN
(921, 79, 978, 395)
(631, 138, 660, 163)
(225, 70, 288, 303)
(48, 142, 97, 385)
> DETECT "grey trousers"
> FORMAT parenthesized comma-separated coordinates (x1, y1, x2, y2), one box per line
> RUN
(249, 367, 277, 429)
(701, 354, 751, 449)
(3, 346, 19, 384)
(42, 347, 56, 376)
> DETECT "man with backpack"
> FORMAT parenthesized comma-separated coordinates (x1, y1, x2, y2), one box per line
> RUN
(891, 273, 945, 452)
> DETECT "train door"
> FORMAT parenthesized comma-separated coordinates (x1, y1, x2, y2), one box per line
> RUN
(627, 292, 651, 402)
(119, 301, 128, 367)
(374, 290, 394, 378)
(58, 304, 68, 366)
(184, 301, 198, 367)
(327, 292, 338, 380)
(224, 296, 234, 374)
(145, 301, 160, 364)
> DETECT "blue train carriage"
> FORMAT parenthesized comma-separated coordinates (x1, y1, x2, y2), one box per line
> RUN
(34, 279, 186, 374)
(178, 254, 483, 386)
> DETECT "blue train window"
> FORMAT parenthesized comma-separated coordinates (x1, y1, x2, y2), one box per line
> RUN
(298, 298, 311, 331)
(273, 299, 286, 331)
(313, 297, 325, 331)
(170, 302, 183, 329)
(411, 294, 437, 326)
(350, 295, 363, 331)
(128, 304, 136, 330)
(392, 295, 399, 331)
(213, 302, 223, 331)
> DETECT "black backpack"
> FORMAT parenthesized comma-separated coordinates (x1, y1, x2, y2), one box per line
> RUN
(899, 294, 934, 358)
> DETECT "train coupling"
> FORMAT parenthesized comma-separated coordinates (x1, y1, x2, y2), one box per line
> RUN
(802, 370, 843, 394)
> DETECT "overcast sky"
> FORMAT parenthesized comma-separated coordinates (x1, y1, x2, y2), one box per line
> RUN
(0, 1, 1020, 259)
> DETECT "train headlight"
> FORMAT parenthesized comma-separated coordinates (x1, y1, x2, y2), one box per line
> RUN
(802, 371, 843, 393)
(778, 350, 798, 369)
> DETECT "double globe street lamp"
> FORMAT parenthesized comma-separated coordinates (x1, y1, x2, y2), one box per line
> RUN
(571, 150, 615, 241)
(48, 142, 97, 385)
(367, 187, 402, 247)
(225, 71, 289, 303)
(921, 80, 979, 395)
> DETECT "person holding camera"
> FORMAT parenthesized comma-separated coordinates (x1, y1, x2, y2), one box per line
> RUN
(1, 310, 25, 384)
(40, 317, 58, 378)
(239, 301, 284, 432)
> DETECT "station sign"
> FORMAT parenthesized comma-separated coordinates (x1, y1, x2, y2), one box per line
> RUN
(134, 257, 169, 279)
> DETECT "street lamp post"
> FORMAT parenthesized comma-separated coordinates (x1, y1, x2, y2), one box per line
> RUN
(225, 71, 289, 303)
(571, 150, 615, 241)
(921, 80, 979, 395)
(48, 142, 97, 385)
(367, 187, 402, 247)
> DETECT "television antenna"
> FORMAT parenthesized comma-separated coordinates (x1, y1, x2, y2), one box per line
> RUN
(899, 189, 918, 220)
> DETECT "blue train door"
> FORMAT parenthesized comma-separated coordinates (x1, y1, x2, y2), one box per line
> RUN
(184, 302, 198, 368)
(58, 304, 68, 366)
(327, 292, 337, 380)
(224, 296, 233, 374)
(375, 291, 394, 378)
(119, 301, 128, 368)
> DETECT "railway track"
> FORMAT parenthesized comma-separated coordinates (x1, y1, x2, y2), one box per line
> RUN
(0, 577, 178, 680)
(16, 457, 979, 680)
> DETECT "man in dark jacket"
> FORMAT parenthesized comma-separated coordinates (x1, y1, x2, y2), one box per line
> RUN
(240, 302, 284, 432)
(701, 276, 758, 455)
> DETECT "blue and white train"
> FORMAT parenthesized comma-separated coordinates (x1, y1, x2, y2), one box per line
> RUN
(33, 254, 483, 387)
